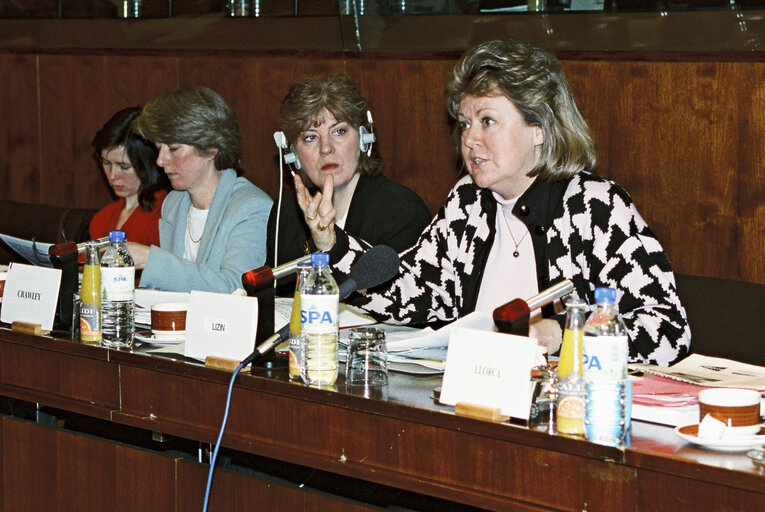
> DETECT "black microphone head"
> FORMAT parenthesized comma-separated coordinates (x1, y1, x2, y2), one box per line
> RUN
(344, 245, 399, 294)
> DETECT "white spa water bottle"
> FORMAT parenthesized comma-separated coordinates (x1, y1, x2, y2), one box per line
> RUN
(582, 287, 629, 447)
(300, 253, 339, 387)
(100, 230, 135, 349)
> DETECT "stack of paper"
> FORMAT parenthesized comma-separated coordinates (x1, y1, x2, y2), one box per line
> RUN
(631, 354, 765, 389)
(631, 375, 706, 427)
(629, 354, 765, 427)
(338, 311, 497, 375)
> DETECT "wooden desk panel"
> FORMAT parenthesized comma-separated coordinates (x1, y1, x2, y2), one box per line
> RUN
(115, 355, 637, 511)
(1, 416, 177, 511)
(176, 458, 384, 511)
(0, 328, 763, 511)
(0, 332, 119, 419)
(637, 470, 765, 511)
(627, 422, 765, 494)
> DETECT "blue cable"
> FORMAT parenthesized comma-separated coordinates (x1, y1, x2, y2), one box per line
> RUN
(202, 360, 247, 512)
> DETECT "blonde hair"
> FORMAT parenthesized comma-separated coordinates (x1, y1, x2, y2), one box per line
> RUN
(446, 39, 597, 181)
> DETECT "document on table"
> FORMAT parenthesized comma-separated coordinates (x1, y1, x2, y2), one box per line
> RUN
(630, 375, 706, 427)
(629, 354, 765, 426)
(342, 311, 497, 374)
(384, 310, 496, 353)
(631, 354, 765, 390)
(0, 234, 53, 267)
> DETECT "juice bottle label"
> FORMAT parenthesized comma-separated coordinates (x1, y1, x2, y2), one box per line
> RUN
(80, 303, 101, 341)
(288, 335, 306, 380)
(557, 395, 585, 435)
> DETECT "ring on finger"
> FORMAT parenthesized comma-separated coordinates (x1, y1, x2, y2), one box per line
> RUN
(306, 214, 317, 221)
(317, 222, 327, 231)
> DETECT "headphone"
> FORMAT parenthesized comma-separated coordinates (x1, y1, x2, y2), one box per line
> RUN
(273, 110, 376, 171)
(359, 110, 376, 155)
(273, 131, 301, 170)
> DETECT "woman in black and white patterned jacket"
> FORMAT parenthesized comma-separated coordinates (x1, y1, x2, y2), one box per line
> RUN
(295, 39, 691, 366)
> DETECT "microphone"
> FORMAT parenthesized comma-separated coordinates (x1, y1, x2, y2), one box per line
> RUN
(48, 236, 110, 258)
(493, 280, 574, 336)
(242, 245, 399, 365)
(241, 254, 312, 295)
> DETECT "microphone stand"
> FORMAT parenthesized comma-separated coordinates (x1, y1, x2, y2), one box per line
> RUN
(49, 250, 79, 333)
(251, 284, 284, 369)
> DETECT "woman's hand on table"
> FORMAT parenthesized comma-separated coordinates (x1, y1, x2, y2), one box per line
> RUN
(125, 242, 149, 270)
(294, 173, 336, 252)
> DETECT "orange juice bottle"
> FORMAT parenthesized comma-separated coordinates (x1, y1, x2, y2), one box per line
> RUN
(288, 262, 311, 380)
(79, 242, 102, 345)
(557, 299, 586, 435)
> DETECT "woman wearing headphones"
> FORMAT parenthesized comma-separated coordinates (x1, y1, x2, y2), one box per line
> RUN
(267, 73, 431, 295)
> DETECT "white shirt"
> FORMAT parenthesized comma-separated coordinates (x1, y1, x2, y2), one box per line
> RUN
(184, 205, 209, 262)
(475, 193, 540, 318)
(335, 210, 347, 230)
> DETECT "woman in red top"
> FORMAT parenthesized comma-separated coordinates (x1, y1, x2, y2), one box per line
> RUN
(90, 107, 169, 245)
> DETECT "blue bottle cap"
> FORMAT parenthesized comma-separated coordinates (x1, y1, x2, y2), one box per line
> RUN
(593, 287, 616, 303)
(108, 230, 126, 242)
(311, 252, 329, 266)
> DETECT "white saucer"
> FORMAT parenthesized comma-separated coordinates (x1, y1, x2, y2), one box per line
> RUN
(135, 330, 184, 345)
(675, 424, 765, 451)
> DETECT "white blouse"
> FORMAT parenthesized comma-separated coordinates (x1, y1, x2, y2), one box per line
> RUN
(475, 193, 540, 318)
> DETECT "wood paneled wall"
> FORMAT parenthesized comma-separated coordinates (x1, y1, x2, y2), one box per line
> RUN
(0, 49, 762, 284)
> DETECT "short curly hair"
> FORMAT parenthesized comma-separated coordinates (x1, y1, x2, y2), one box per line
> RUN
(446, 39, 597, 181)
(279, 73, 382, 182)
(135, 86, 241, 172)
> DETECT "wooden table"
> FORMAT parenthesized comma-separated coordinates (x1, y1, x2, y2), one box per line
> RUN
(0, 326, 762, 511)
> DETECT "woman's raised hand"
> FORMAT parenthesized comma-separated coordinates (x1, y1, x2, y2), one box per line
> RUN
(294, 173, 337, 251)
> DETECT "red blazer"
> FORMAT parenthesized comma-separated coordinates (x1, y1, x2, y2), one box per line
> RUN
(89, 189, 167, 246)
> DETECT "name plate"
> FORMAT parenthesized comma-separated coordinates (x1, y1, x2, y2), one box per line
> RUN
(439, 326, 537, 420)
(0, 263, 61, 331)
(184, 290, 259, 362)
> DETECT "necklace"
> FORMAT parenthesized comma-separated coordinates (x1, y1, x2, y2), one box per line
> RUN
(187, 207, 203, 244)
(500, 209, 529, 258)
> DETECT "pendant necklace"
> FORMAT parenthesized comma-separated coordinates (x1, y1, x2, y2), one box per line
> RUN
(501, 209, 529, 258)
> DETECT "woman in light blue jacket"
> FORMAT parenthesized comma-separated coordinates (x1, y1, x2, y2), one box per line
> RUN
(129, 86, 272, 293)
